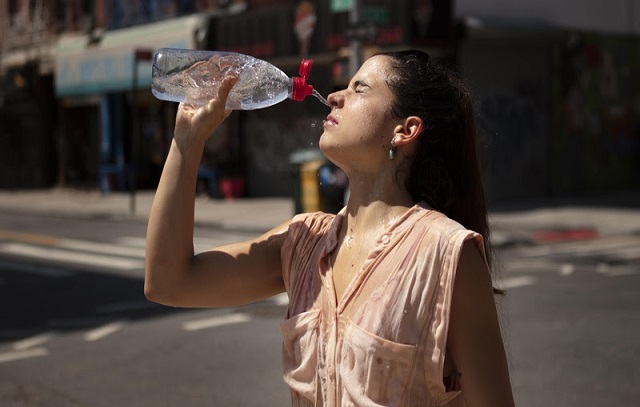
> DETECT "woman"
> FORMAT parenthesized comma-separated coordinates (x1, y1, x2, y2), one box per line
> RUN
(145, 50, 514, 406)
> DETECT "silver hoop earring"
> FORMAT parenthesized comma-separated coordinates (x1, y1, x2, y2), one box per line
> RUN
(389, 139, 397, 160)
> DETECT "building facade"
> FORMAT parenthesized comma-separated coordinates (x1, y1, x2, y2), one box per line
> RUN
(0, 0, 58, 188)
(0, 0, 638, 202)
(456, 0, 640, 200)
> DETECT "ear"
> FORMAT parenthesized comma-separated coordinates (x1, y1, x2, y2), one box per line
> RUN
(392, 116, 423, 146)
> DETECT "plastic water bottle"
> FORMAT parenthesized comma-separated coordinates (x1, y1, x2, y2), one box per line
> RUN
(151, 48, 324, 110)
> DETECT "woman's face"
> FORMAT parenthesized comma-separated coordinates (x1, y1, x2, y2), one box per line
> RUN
(320, 55, 399, 171)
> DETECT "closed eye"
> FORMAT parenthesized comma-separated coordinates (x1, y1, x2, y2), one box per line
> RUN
(353, 80, 369, 93)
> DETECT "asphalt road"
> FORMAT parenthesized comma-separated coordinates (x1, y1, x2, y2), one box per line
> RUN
(0, 212, 638, 406)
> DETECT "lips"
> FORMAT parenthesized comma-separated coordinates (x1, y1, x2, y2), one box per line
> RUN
(324, 114, 338, 126)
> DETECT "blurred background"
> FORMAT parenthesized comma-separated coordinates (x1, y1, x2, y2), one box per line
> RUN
(0, 0, 638, 201)
(0, 1, 639, 406)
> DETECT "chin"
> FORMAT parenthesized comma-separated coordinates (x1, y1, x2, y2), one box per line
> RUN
(318, 134, 330, 153)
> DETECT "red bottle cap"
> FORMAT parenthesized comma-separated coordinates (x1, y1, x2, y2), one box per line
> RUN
(291, 59, 314, 101)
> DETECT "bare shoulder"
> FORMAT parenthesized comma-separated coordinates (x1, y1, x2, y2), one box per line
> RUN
(456, 239, 492, 295)
(448, 239, 515, 406)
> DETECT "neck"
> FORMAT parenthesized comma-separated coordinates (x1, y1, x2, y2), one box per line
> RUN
(341, 170, 417, 237)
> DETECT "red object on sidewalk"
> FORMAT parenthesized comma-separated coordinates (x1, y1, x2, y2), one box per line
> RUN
(532, 228, 599, 242)
(219, 177, 245, 200)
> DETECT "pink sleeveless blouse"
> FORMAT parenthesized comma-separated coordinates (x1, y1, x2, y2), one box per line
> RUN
(279, 203, 486, 406)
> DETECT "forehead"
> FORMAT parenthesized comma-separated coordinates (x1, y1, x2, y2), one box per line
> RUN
(355, 55, 393, 82)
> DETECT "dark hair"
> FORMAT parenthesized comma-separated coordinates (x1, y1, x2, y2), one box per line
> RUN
(379, 50, 493, 267)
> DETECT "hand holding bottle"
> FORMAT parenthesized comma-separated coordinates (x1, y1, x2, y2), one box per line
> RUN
(173, 75, 238, 153)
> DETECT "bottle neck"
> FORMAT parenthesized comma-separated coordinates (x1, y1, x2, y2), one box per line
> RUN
(290, 76, 313, 101)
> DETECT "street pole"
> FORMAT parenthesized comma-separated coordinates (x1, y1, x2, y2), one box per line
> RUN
(130, 49, 152, 216)
(130, 54, 138, 216)
(349, 0, 363, 76)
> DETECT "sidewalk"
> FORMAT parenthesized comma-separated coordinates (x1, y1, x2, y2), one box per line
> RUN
(0, 189, 294, 234)
(0, 188, 639, 246)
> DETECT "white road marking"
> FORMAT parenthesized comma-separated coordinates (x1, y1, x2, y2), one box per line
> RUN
(13, 331, 58, 351)
(114, 236, 147, 248)
(84, 321, 127, 342)
(58, 239, 145, 258)
(560, 263, 575, 276)
(271, 293, 289, 306)
(503, 258, 553, 272)
(0, 347, 48, 363)
(517, 236, 640, 259)
(0, 242, 144, 270)
(183, 313, 251, 331)
(496, 275, 536, 290)
(117, 235, 253, 253)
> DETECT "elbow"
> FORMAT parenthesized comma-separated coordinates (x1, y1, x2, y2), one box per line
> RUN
(144, 281, 181, 307)
(144, 266, 180, 306)
(143, 280, 161, 303)
(144, 280, 167, 305)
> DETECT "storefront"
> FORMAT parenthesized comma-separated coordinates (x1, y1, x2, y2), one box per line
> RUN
(53, 14, 209, 191)
(0, 62, 57, 188)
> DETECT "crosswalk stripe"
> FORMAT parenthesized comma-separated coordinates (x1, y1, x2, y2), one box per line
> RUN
(0, 347, 48, 363)
(114, 236, 146, 248)
(0, 242, 144, 270)
(518, 236, 640, 258)
(13, 331, 58, 351)
(58, 239, 145, 258)
(560, 263, 575, 276)
(84, 321, 127, 342)
(496, 275, 536, 290)
(271, 293, 289, 306)
(183, 313, 251, 331)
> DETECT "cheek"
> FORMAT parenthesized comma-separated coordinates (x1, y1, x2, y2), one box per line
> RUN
(358, 109, 393, 140)
(351, 98, 392, 128)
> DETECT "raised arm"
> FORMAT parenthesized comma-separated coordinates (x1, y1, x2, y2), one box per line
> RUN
(447, 240, 515, 406)
(144, 76, 286, 308)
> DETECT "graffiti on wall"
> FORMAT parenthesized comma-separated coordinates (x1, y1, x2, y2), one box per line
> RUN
(553, 32, 640, 192)
(480, 82, 548, 200)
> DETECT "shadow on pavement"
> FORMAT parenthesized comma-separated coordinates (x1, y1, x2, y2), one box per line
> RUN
(0, 255, 288, 344)
(1, 259, 189, 343)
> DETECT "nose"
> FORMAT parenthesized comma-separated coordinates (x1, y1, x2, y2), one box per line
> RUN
(327, 91, 343, 108)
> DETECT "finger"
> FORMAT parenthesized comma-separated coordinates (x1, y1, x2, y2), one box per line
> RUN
(178, 102, 196, 113)
(218, 75, 238, 101)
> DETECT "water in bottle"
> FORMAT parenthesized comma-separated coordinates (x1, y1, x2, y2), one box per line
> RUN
(152, 48, 322, 110)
